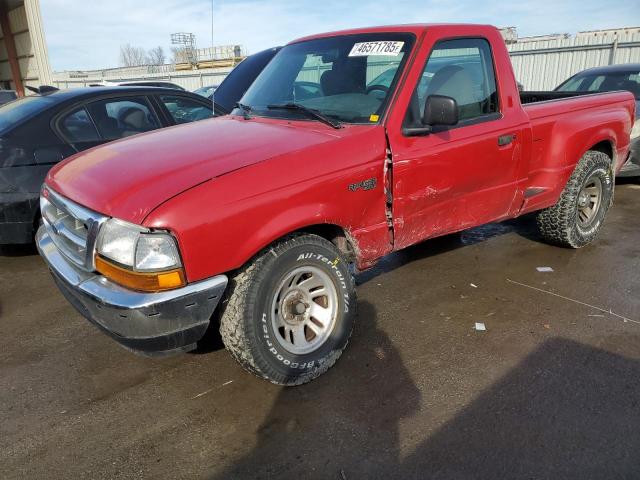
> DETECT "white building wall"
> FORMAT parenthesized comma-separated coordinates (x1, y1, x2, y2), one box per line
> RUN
(52, 67, 234, 91)
(24, 0, 52, 85)
(0, 0, 52, 90)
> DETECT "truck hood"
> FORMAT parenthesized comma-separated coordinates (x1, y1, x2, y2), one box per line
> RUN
(47, 115, 344, 224)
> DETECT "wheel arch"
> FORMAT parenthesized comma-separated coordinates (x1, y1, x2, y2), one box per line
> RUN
(588, 139, 615, 163)
(245, 222, 359, 268)
(560, 138, 616, 201)
(520, 135, 616, 215)
(220, 222, 360, 282)
(293, 223, 357, 262)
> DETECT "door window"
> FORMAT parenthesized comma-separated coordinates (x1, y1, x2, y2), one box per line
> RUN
(159, 95, 213, 124)
(587, 76, 606, 91)
(405, 38, 499, 127)
(59, 108, 100, 143)
(86, 97, 160, 140)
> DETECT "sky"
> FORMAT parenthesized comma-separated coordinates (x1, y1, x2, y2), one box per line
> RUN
(41, 0, 639, 71)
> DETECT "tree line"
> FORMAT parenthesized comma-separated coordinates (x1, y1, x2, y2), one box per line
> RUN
(119, 44, 183, 67)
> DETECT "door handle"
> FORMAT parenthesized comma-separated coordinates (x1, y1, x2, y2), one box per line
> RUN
(498, 134, 515, 146)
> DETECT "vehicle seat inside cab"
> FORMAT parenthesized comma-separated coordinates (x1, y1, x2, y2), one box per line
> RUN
(404, 64, 483, 127)
(320, 56, 366, 96)
(89, 106, 121, 140)
(425, 65, 482, 120)
(118, 107, 155, 136)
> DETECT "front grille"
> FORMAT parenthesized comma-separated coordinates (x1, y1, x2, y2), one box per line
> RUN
(41, 187, 107, 271)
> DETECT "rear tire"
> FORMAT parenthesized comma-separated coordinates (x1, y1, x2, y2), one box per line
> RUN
(219, 234, 356, 385)
(536, 150, 614, 248)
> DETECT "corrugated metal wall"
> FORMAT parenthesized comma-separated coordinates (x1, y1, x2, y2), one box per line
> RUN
(25, 0, 52, 85)
(52, 31, 640, 92)
(52, 67, 233, 91)
(508, 32, 640, 90)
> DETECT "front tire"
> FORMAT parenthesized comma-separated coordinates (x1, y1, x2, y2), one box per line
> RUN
(219, 234, 356, 385)
(536, 150, 614, 248)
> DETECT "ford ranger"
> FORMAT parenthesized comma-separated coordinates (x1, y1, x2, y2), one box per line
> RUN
(37, 24, 636, 385)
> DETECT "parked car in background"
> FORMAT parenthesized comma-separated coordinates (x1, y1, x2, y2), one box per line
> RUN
(555, 64, 640, 176)
(194, 85, 218, 98)
(95, 80, 186, 90)
(0, 90, 17, 106)
(0, 86, 213, 245)
(38, 24, 635, 386)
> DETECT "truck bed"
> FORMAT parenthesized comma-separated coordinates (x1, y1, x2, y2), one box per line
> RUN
(517, 89, 635, 214)
(520, 90, 634, 120)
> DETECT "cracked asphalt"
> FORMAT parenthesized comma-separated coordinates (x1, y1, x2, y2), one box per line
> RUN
(1, 183, 639, 480)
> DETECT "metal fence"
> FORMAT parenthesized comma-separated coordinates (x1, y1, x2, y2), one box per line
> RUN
(52, 67, 233, 91)
(508, 32, 640, 90)
(52, 31, 640, 92)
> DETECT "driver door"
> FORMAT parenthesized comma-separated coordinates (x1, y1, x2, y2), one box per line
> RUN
(389, 37, 525, 250)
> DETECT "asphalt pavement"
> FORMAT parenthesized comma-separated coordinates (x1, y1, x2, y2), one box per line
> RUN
(1, 183, 639, 479)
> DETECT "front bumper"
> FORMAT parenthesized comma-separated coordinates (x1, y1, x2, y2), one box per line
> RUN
(37, 226, 228, 356)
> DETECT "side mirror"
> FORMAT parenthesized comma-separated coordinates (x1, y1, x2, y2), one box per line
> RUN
(423, 95, 458, 126)
(403, 95, 459, 137)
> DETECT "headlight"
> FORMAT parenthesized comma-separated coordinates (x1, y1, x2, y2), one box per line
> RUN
(96, 218, 185, 292)
(632, 120, 640, 140)
(135, 234, 182, 271)
(97, 219, 145, 267)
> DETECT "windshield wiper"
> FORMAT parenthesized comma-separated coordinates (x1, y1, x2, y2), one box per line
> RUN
(267, 102, 342, 129)
(235, 102, 253, 119)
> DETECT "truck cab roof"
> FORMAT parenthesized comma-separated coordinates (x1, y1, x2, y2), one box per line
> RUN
(290, 23, 497, 44)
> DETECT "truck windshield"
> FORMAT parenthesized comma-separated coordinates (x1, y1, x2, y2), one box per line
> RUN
(0, 95, 57, 134)
(239, 33, 415, 124)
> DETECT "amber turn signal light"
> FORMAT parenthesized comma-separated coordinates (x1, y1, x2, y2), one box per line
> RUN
(95, 255, 186, 292)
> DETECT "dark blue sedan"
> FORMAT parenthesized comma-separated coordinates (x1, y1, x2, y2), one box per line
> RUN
(0, 86, 214, 244)
(556, 64, 640, 177)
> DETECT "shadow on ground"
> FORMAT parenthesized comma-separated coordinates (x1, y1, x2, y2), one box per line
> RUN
(397, 337, 640, 480)
(211, 301, 421, 479)
(211, 311, 640, 479)
(357, 214, 540, 285)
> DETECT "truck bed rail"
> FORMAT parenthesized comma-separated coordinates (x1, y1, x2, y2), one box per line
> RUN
(519, 91, 585, 104)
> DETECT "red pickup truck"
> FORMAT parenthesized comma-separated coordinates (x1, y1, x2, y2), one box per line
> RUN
(38, 24, 635, 385)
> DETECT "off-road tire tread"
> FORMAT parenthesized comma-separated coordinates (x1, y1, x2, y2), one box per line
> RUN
(219, 233, 355, 386)
(536, 150, 613, 248)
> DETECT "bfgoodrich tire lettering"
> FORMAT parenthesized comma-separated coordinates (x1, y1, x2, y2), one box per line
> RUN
(536, 150, 614, 248)
(219, 234, 356, 386)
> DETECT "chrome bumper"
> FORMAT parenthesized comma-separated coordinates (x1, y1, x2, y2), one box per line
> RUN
(37, 226, 228, 355)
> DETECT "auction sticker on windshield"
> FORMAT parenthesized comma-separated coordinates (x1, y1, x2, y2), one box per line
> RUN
(349, 41, 404, 57)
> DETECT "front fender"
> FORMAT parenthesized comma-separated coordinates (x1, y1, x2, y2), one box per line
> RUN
(143, 127, 390, 282)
